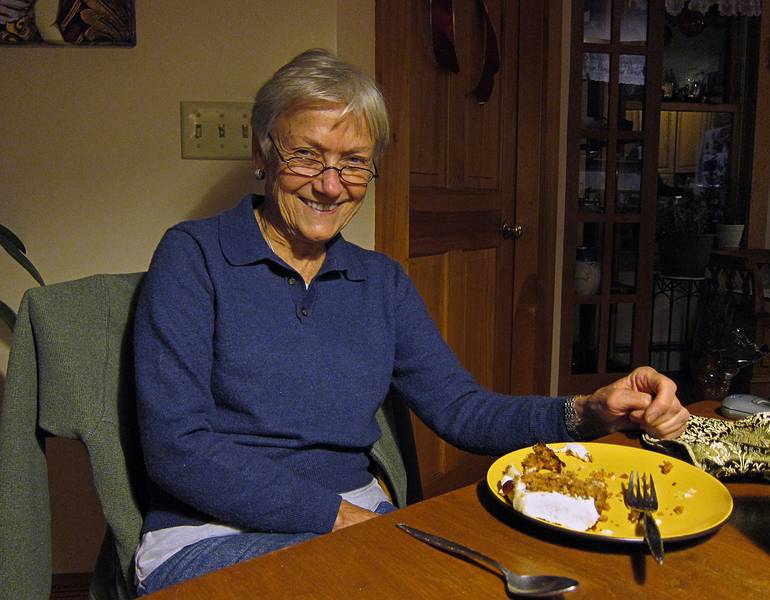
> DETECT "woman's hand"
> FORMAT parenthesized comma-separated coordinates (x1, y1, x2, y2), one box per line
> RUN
(573, 366, 690, 439)
(332, 500, 379, 531)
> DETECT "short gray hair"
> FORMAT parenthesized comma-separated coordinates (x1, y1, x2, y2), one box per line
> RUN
(251, 48, 390, 162)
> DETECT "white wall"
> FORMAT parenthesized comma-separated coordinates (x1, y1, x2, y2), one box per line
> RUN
(0, 0, 375, 573)
(0, 0, 376, 373)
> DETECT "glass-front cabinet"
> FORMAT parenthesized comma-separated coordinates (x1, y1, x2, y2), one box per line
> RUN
(561, 0, 662, 391)
(650, 6, 758, 377)
(657, 5, 755, 232)
(560, 0, 761, 394)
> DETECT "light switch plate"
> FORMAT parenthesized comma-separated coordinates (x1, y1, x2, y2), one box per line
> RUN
(180, 101, 253, 160)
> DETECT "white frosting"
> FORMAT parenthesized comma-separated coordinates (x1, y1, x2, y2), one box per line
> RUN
(503, 464, 600, 531)
(512, 485, 599, 530)
(557, 443, 592, 462)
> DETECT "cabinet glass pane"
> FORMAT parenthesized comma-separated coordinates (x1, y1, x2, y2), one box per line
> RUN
(662, 9, 730, 103)
(611, 223, 639, 294)
(619, 54, 646, 131)
(616, 141, 643, 214)
(582, 53, 609, 129)
(650, 275, 703, 373)
(572, 304, 601, 374)
(620, 0, 647, 43)
(657, 112, 734, 224)
(583, 0, 611, 43)
(579, 138, 607, 213)
(576, 222, 605, 296)
(608, 303, 635, 372)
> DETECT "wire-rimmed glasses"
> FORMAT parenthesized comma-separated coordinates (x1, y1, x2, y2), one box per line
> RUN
(268, 134, 378, 185)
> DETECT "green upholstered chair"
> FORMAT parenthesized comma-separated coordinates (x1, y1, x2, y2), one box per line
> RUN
(0, 273, 420, 600)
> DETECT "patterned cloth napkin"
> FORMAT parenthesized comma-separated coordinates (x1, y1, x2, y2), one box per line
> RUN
(642, 413, 770, 482)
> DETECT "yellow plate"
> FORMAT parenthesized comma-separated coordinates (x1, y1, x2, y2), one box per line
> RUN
(486, 442, 733, 542)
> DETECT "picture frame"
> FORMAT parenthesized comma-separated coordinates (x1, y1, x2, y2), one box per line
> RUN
(0, 0, 136, 46)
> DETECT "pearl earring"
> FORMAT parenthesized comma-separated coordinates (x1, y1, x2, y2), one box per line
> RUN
(254, 168, 265, 181)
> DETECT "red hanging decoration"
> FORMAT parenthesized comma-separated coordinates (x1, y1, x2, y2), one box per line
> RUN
(429, 0, 501, 104)
(471, 0, 500, 104)
(430, 0, 460, 74)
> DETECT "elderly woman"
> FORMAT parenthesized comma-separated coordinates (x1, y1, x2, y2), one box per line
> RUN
(133, 48, 689, 595)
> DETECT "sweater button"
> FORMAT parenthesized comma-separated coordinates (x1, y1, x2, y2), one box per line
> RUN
(300, 307, 309, 317)
(288, 277, 297, 286)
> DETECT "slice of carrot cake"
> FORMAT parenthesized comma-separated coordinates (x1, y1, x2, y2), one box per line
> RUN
(501, 442, 609, 531)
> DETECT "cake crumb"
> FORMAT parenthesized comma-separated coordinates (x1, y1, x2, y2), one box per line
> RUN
(660, 460, 673, 474)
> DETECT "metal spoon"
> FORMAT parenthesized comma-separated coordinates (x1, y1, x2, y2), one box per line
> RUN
(397, 523, 578, 597)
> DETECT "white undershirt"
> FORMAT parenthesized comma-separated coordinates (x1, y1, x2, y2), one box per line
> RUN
(134, 477, 389, 585)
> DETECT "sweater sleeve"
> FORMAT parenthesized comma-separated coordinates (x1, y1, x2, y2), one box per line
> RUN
(134, 229, 341, 533)
(389, 265, 572, 455)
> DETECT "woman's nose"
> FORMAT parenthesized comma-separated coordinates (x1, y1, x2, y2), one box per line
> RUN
(316, 167, 344, 197)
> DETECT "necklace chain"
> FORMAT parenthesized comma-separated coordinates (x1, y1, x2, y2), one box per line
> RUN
(256, 209, 276, 254)
(263, 231, 276, 253)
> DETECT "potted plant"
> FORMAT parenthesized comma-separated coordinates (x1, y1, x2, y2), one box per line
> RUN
(1, 224, 45, 332)
(656, 190, 716, 277)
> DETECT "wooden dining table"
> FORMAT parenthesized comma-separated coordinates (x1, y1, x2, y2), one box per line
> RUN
(147, 401, 769, 599)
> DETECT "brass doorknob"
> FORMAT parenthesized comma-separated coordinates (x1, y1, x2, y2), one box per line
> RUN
(501, 221, 524, 240)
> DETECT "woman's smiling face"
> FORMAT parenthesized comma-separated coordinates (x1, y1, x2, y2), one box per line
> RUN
(259, 105, 374, 249)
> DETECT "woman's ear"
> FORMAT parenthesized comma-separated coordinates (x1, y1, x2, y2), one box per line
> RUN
(252, 134, 266, 170)
(252, 135, 268, 180)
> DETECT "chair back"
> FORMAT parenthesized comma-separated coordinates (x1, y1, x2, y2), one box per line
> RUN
(0, 273, 146, 600)
(0, 272, 420, 600)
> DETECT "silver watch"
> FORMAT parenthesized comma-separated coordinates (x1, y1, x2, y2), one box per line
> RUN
(563, 396, 582, 439)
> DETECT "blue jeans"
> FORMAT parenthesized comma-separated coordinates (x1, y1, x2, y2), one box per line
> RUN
(136, 501, 397, 596)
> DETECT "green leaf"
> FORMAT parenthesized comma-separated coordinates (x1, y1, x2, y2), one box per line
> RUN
(0, 224, 27, 254)
(0, 299, 16, 332)
(0, 233, 45, 286)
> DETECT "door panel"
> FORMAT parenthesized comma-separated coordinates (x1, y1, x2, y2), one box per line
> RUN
(457, 248, 496, 388)
(410, 32, 448, 188)
(411, 0, 503, 193)
(409, 248, 500, 496)
(410, 249, 498, 388)
(452, 0, 502, 190)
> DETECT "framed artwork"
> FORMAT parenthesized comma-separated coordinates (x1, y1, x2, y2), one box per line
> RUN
(0, 0, 135, 46)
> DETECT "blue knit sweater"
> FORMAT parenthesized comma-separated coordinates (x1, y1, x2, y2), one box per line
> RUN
(134, 194, 572, 535)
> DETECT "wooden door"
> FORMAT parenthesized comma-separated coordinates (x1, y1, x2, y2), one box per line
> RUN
(376, 1, 559, 498)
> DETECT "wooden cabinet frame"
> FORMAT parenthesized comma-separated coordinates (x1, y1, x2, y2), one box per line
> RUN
(559, 2, 765, 394)
(559, 0, 664, 393)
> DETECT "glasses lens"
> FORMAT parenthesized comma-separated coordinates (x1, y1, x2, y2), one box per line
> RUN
(340, 167, 375, 184)
(286, 157, 323, 177)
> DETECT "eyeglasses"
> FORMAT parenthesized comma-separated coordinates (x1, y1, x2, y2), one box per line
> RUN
(268, 134, 378, 185)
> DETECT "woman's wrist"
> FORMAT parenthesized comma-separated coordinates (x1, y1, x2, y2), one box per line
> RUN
(563, 394, 596, 440)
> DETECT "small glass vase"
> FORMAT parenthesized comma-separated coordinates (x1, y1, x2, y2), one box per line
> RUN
(576, 246, 601, 296)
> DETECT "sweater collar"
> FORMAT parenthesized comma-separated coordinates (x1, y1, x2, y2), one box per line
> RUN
(218, 194, 366, 281)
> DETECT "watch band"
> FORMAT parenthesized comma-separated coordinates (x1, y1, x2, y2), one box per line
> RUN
(563, 395, 582, 439)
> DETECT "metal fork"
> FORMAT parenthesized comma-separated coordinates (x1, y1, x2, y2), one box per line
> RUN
(625, 471, 664, 564)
